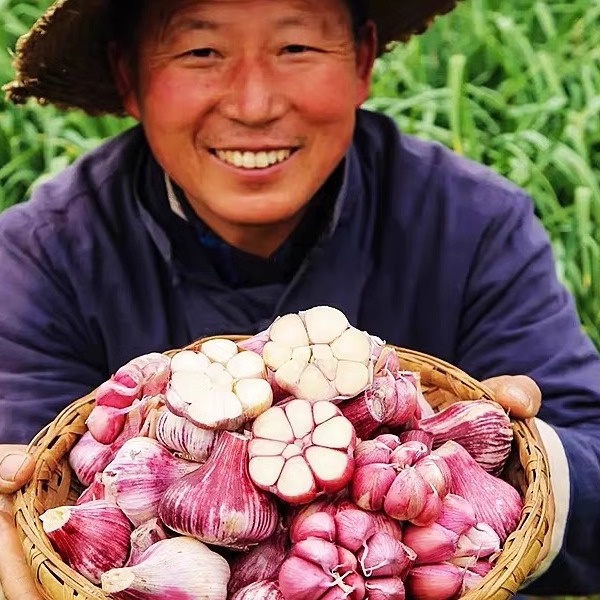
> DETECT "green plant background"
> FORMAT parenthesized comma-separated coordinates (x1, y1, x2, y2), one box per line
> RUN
(1, 2, 599, 596)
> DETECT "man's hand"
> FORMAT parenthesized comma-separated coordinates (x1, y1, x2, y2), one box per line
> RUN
(482, 374, 542, 419)
(0, 446, 42, 600)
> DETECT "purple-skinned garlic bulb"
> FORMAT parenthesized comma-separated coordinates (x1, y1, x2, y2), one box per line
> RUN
(40, 500, 132, 584)
(101, 537, 230, 600)
(102, 437, 199, 526)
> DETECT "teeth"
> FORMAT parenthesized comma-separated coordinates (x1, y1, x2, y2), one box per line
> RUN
(215, 148, 292, 169)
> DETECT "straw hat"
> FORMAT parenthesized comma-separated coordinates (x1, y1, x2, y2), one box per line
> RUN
(4, 0, 459, 115)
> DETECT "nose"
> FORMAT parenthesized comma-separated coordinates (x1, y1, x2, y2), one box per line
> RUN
(220, 56, 287, 126)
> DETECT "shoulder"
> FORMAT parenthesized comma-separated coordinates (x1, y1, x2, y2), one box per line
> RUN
(0, 126, 146, 258)
(354, 109, 534, 227)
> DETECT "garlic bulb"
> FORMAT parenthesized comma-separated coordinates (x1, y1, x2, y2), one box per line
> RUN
(165, 343, 273, 430)
(249, 399, 356, 504)
(40, 500, 132, 584)
(155, 409, 218, 462)
(95, 352, 170, 409)
(418, 400, 513, 474)
(432, 441, 522, 541)
(231, 580, 285, 600)
(102, 437, 199, 526)
(243, 306, 384, 402)
(160, 430, 279, 549)
(101, 537, 230, 600)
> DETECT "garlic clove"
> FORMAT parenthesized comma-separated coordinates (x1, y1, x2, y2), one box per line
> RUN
(270, 313, 310, 348)
(170, 349, 211, 373)
(335, 360, 370, 396)
(234, 378, 273, 416)
(40, 500, 132, 584)
(364, 577, 406, 600)
(302, 306, 349, 344)
(432, 441, 523, 541)
(435, 493, 477, 536)
(390, 441, 430, 468)
(454, 522, 501, 558)
(263, 341, 293, 370)
(334, 509, 377, 552)
(290, 511, 336, 543)
(290, 538, 340, 571)
(102, 537, 230, 600)
(405, 563, 464, 600)
(383, 467, 430, 521)
(201, 338, 238, 365)
(350, 463, 397, 511)
(330, 327, 371, 364)
(227, 350, 266, 379)
(297, 363, 335, 400)
(278, 556, 334, 600)
(410, 484, 444, 527)
(86, 404, 126, 445)
(285, 399, 314, 438)
(359, 531, 415, 579)
(353, 440, 393, 467)
(95, 364, 144, 409)
(402, 522, 459, 564)
(126, 517, 169, 567)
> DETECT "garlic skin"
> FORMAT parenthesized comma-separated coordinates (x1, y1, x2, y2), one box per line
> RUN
(40, 500, 132, 584)
(418, 400, 513, 474)
(69, 401, 146, 486)
(102, 437, 199, 526)
(155, 409, 218, 462)
(405, 563, 464, 600)
(165, 346, 273, 430)
(160, 430, 279, 549)
(95, 352, 170, 409)
(432, 441, 523, 541)
(126, 518, 170, 566)
(101, 537, 230, 600)
(76, 473, 105, 505)
(231, 580, 285, 600)
(402, 523, 460, 565)
(228, 524, 289, 595)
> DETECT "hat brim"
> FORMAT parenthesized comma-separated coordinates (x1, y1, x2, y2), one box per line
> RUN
(4, 0, 459, 115)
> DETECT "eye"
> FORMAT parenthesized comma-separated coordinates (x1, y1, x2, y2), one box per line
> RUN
(281, 44, 313, 54)
(185, 48, 219, 58)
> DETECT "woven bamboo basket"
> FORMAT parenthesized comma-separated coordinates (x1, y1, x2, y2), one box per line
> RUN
(13, 337, 554, 600)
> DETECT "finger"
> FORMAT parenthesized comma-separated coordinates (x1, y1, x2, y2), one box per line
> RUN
(482, 375, 542, 419)
(0, 446, 35, 495)
(0, 512, 42, 600)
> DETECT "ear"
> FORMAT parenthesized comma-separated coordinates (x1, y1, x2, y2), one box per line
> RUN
(108, 41, 142, 120)
(354, 20, 378, 106)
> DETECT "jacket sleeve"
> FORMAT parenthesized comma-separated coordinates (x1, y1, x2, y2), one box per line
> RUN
(456, 190, 600, 595)
(0, 203, 106, 444)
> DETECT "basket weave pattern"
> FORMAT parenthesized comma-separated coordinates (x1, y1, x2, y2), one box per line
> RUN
(13, 339, 554, 600)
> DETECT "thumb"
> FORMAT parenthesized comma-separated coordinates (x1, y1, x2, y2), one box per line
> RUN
(0, 446, 35, 496)
(482, 375, 542, 419)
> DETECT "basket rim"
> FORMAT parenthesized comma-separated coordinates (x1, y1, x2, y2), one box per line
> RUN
(13, 337, 554, 600)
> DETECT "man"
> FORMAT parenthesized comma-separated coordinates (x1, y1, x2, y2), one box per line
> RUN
(0, 0, 599, 597)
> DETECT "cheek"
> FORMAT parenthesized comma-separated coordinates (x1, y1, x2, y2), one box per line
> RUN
(283, 67, 361, 125)
(138, 68, 216, 125)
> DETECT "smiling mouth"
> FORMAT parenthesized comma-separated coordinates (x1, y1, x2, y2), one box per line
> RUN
(211, 148, 295, 169)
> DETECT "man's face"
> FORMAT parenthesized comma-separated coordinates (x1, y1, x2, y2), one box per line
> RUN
(117, 0, 375, 240)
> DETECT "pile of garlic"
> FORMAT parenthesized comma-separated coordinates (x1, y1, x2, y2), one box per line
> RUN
(41, 305, 522, 600)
